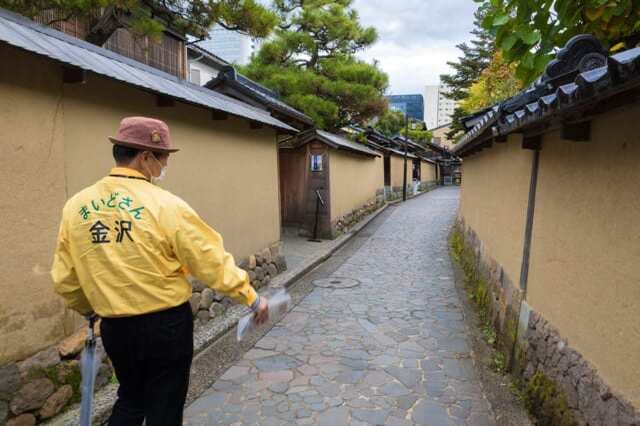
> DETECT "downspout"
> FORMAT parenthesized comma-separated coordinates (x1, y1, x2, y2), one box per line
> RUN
(509, 146, 541, 371)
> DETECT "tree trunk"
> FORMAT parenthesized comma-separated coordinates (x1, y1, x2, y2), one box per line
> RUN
(85, 5, 123, 46)
(308, 49, 319, 70)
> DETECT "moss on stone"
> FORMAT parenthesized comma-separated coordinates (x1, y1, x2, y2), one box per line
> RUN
(473, 278, 491, 322)
(64, 365, 83, 405)
(27, 362, 82, 412)
(490, 351, 507, 374)
(109, 372, 119, 385)
(28, 364, 59, 384)
(512, 342, 528, 377)
(449, 229, 464, 263)
(500, 316, 519, 365)
(505, 316, 518, 344)
(522, 371, 576, 426)
(449, 227, 492, 323)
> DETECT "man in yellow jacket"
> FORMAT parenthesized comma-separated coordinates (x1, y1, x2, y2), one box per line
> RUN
(51, 116, 268, 425)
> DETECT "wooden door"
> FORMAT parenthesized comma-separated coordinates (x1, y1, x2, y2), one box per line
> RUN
(279, 147, 307, 225)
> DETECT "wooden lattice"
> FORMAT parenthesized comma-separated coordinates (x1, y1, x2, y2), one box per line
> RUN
(34, 10, 186, 78)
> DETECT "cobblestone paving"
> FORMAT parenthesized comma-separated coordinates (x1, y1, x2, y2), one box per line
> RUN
(184, 187, 494, 425)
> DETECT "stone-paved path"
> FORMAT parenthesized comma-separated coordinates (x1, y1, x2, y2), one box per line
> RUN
(184, 187, 494, 425)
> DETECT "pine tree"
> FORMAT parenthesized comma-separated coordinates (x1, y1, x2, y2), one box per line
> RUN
(441, 38, 493, 100)
(241, 0, 388, 131)
(439, 6, 495, 139)
(374, 110, 405, 137)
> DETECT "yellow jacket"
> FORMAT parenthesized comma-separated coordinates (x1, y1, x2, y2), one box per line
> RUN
(51, 167, 257, 317)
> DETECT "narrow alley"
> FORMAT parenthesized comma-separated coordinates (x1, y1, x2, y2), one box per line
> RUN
(184, 188, 494, 425)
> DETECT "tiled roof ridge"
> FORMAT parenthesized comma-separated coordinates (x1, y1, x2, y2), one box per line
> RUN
(210, 65, 313, 124)
(453, 34, 640, 156)
(297, 129, 381, 157)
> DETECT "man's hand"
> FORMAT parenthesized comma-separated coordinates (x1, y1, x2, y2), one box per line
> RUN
(253, 297, 269, 325)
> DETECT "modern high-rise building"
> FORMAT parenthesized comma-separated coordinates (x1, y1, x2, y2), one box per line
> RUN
(196, 25, 261, 65)
(424, 84, 457, 130)
(386, 94, 424, 121)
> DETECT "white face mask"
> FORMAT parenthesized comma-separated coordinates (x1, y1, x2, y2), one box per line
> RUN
(146, 152, 167, 184)
(152, 166, 167, 184)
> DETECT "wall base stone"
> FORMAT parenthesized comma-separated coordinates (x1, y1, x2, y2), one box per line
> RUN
(6, 414, 35, 426)
(453, 217, 640, 425)
(0, 401, 8, 425)
(0, 365, 20, 401)
(188, 242, 287, 328)
(387, 185, 414, 201)
(332, 198, 385, 237)
(524, 312, 640, 425)
(418, 181, 437, 193)
(0, 338, 112, 425)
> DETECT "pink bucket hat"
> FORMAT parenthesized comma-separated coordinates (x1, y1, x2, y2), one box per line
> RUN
(109, 116, 179, 153)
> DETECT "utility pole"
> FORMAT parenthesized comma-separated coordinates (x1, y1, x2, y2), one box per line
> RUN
(402, 113, 408, 202)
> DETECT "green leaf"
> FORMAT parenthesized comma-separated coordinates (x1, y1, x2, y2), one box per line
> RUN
(522, 52, 535, 69)
(493, 13, 510, 26)
(481, 14, 495, 29)
(501, 34, 518, 50)
(520, 30, 541, 45)
(515, 64, 534, 83)
(533, 53, 550, 73)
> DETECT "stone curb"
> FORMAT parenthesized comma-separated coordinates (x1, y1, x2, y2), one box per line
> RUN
(281, 202, 390, 289)
(46, 202, 391, 426)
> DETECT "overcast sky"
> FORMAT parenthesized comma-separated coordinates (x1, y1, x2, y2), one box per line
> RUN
(352, 0, 478, 96)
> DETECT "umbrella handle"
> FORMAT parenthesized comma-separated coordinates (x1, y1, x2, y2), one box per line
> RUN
(86, 314, 98, 343)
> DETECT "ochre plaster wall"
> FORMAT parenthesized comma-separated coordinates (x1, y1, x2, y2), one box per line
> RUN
(0, 46, 281, 363)
(329, 151, 383, 221)
(458, 137, 533, 283)
(0, 46, 74, 363)
(390, 154, 411, 188)
(420, 161, 436, 182)
(527, 106, 640, 406)
(432, 124, 455, 150)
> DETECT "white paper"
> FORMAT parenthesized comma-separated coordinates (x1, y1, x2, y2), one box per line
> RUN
(237, 290, 291, 341)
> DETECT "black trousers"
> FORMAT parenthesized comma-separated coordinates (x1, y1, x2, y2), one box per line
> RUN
(100, 302, 193, 426)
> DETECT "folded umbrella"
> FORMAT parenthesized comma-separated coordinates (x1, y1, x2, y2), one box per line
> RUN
(79, 315, 99, 426)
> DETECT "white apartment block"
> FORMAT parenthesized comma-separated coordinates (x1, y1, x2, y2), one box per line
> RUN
(424, 84, 457, 130)
(188, 57, 220, 86)
(187, 42, 230, 86)
(197, 25, 260, 65)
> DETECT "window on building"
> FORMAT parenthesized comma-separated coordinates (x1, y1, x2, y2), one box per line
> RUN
(310, 154, 323, 172)
(190, 68, 201, 85)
